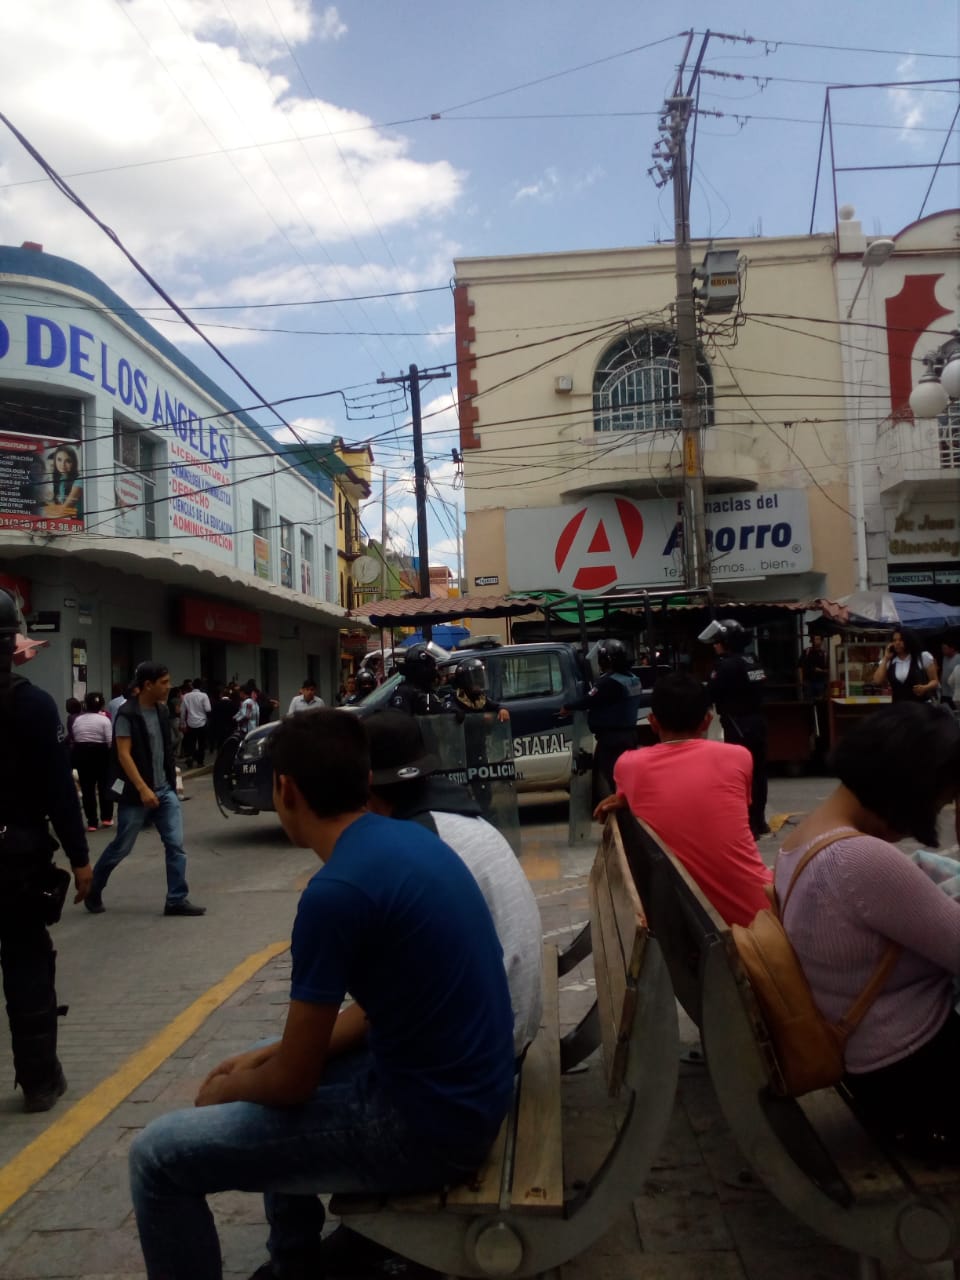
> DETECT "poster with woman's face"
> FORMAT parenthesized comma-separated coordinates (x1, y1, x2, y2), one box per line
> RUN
(0, 432, 84, 532)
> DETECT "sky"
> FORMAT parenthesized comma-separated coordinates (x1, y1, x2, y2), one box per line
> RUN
(0, 0, 957, 575)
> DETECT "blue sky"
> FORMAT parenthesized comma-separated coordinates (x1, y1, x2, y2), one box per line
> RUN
(1, 0, 957, 571)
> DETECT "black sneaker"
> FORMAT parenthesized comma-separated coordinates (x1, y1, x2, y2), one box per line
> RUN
(84, 890, 105, 914)
(163, 899, 206, 917)
(317, 1226, 441, 1276)
(23, 1063, 67, 1114)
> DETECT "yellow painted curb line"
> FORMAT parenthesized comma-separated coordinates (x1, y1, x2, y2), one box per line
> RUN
(0, 939, 289, 1217)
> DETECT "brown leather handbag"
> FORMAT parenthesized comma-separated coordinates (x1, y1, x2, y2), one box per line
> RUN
(732, 829, 900, 1097)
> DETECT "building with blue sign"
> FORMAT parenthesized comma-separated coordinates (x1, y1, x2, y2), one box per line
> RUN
(0, 242, 358, 708)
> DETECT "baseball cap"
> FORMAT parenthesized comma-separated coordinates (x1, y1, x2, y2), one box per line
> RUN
(365, 711, 440, 785)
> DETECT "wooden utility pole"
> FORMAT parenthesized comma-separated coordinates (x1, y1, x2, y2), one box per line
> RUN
(651, 31, 712, 593)
(377, 364, 451, 639)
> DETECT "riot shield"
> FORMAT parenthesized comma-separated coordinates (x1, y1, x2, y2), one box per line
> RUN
(567, 710, 594, 846)
(418, 713, 521, 857)
(463, 712, 521, 857)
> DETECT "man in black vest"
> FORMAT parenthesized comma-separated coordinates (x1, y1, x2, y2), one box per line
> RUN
(699, 619, 770, 838)
(0, 589, 92, 1110)
(86, 662, 205, 917)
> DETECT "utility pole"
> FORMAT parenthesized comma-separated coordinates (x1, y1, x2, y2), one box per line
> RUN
(651, 31, 712, 593)
(380, 468, 388, 599)
(377, 364, 451, 639)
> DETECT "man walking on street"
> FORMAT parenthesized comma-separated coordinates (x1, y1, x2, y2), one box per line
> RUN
(181, 679, 211, 767)
(287, 678, 324, 715)
(234, 685, 260, 735)
(85, 662, 205, 918)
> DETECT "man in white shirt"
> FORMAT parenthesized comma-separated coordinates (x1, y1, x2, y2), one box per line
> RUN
(287, 679, 325, 715)
(180, 680, 212, 767)
(233, 689, 260, 736)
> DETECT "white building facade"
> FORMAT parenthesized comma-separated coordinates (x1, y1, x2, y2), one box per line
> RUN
(835, 209, 960, 606)
(0, 244, 349, 708)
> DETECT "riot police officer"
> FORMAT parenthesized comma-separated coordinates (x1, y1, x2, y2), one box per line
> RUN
(0, 589, 92, 1111)
(388, 642, 446, 716)
(444, 657, 510, 723)
(561, 639, 644, 801)
(343, 668, 377, 705)
(699, 618, 770, 837)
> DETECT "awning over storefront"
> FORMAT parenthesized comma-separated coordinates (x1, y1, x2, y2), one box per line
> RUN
(0, 531, 365, 630)
(348, 593, 541, 628)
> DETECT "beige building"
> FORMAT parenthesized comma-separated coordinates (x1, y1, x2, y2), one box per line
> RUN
(453, 234, 855, 632)
(332, 437, 373, 610)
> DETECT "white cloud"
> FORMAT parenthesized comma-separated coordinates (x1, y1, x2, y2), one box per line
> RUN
(514, 167, 560, 203)
(0, 1, 462, 311)
(513, 164, 605, 204)
(268, 414, 337, 445)
(888, 58, 926, 145)
(314, 5, 347, 42)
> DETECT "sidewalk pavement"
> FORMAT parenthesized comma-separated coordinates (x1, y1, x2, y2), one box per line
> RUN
(0, 774, 955, 1279)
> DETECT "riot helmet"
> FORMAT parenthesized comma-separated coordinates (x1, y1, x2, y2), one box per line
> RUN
(355, 668, 377, 697)
(597, 638, 632, 673)
(698, 618, 751, 652)
(400, 642, 438, 690)
(454, 656, 487, 695)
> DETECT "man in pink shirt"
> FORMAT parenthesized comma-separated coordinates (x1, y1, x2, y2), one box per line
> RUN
(595, 672, 772, 927)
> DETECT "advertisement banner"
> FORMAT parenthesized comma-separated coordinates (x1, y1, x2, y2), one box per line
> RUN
(0, 432, 84, 533)
(886, 504, 959, 563)
(180, 597, 262, 644)
(114, 468, 145, 538)
(253, 534, 270, 580)
(505, 489, 812, 592)
(0, 306, 237, 560)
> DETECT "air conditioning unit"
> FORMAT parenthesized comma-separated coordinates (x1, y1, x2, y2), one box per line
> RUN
(697, 249, 740, 314)
(554, 375, 573, 394)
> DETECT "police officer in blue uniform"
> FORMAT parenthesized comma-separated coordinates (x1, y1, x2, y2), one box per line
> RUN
(699, 618, 770, 837)
(0, 589, 92, 1111)
(561, 639, 644, 801)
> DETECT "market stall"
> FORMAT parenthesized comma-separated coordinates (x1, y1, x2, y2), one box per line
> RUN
(811, 591, 960, 747)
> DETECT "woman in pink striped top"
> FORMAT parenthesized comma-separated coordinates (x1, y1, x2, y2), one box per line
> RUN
(776, 702, 960, 1161)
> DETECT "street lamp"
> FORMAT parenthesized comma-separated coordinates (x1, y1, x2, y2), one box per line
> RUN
(845, 238, 895, 318)
(909, 330, 960, 419)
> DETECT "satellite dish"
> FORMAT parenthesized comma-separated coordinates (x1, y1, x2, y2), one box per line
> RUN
(353, 555, 381, 585)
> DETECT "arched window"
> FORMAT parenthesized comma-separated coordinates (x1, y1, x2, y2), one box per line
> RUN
(593, 331, 713, 433)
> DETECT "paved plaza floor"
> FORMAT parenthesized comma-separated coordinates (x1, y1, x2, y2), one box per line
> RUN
(0, 772, 956, 1279)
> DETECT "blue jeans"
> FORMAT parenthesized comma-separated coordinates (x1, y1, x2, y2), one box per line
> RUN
(91, 787, 189, 905)
(129, 1050, 478, 1280)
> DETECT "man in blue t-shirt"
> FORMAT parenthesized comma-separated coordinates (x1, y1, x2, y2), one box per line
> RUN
(128, 709, 515, 1280)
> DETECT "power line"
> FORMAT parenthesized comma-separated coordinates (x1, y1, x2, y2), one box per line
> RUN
(702, 31, 960, 60)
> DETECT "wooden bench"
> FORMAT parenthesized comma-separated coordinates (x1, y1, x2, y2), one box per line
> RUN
(330, 817, 679, 1278)
(620, 810, 960, 1280)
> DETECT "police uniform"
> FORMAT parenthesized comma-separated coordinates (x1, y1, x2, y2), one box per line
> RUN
(708, 652, 769, 836)
(0, 673, 88, 1108)
(388, 681, 446, 716)
(566, 670, 643, 801)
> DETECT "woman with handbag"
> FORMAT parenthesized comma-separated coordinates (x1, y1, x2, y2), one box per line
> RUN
(775, 702, 960, 1160)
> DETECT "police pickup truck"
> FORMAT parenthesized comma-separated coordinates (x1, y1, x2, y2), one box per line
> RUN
(214, 642, 594, 814)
